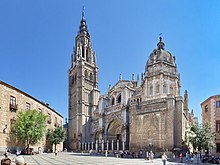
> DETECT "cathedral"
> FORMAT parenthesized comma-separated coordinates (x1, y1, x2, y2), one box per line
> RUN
(68, 10, 195, 152)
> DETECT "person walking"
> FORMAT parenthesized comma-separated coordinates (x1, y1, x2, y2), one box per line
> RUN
(150, 151, 154, 162)
(162, 153, 167, 165)
(55, 149, 58, 156)
(132, 151, 135, 158)
(4, 148, 8, 158)
(146, 151, 149, 160)
(180, 153, 183, 163)
(140, 150, 143, 158)
(105, 150, 108, 157)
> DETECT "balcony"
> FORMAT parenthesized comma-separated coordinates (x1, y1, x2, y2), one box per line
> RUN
(10, 104, 18, 112)
(47, 119, 51, 124)
(54, 122, 59, 127)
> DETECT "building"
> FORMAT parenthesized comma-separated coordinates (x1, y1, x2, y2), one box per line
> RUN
(201, 94, 220, 153)
(0, 80, 63, 153)
(68, 10, 195, 152)
(68, 10, 100, 150)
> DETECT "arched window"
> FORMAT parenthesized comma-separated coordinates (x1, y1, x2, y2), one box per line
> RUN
(170, 86, 173, 94)
(117, 94, 121, 103)
(90, 73, 93, 80)
(163, 84, 167, 93)
(82, 47, 85, 58)
(85, 70, 88, 79)
(86, 48, 89, 62)
(156, 84, 160, 94)
(150, 86, 153, 95)
(111, 97, 115, 105)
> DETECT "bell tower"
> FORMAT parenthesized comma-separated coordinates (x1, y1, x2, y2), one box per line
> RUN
(68, 8, 100, 150)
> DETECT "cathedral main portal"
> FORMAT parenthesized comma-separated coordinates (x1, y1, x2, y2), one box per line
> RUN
(106, 119, 122, 142)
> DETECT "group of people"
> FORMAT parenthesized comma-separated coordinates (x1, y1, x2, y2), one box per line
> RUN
(185, 152, 198, 163)
(1, 148, 26, 165)
(113, 150, 168, 164)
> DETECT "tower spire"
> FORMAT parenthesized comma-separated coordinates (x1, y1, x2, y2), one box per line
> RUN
(82, 6, 85, 20)
(78, 6, 89, 35)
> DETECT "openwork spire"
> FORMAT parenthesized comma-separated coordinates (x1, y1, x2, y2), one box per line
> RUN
(78, 6, 89, 36)
(82, 6, 85, 20)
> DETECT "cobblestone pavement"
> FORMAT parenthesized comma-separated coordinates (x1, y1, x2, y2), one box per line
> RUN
(0, 152, 212, 165)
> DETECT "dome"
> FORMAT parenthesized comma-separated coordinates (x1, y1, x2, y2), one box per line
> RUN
(146, 37, 176, 67)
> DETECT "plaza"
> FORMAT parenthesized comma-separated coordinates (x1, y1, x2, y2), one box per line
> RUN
(0, 152, 211, 165)
(0, 1, 219, 164)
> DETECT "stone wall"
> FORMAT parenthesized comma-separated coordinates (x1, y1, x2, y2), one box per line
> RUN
(129, 96, 184, 151)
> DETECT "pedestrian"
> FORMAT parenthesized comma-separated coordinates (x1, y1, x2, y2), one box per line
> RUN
(132, 151, 134, 158)
(136, 152, 139, 158)
(150, 151, 154, 162)
(38, 147, 42, 154)
(186, 152, 188, 162)
(120, 151, 124, 158)
(105, 150, 108, 157)
(116, 151, 119, 158)
(146, 151, 149, 160)
(55, 149, 58, 156)
(162, 153, 167, 165)
(180, 153, 183, 163)
(1, 158, 11, 165)
(188, 152, 191, 161)
(14, 155, 26, 165)
(140, 150, 143, 158)
(4, 148, 8, 158)
(192, 153, 195, 162)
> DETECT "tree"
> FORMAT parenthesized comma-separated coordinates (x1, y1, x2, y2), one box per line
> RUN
(12, 110, 47, 154)
(47, 126, 66, 152)
(186, 121, 214, 152)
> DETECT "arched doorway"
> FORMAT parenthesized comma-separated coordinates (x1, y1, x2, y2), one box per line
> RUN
(106, 120, 122, 150)
(95, 131, 99, 142)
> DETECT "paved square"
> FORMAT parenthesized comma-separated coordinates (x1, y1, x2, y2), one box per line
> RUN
(0, 152, 208, 165)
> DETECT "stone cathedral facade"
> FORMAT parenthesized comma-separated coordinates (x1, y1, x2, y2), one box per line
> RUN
(68, 11, 195, 152)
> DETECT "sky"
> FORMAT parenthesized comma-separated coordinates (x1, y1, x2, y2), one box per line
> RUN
(0, 0, 220, 123)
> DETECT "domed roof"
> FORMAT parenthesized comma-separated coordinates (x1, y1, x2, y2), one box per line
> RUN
(146, 37, 176, 66)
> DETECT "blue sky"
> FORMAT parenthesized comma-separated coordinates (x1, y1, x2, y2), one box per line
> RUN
(0, 0, 220, 123)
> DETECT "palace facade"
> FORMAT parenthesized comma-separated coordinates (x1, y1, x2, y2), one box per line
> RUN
(0, 81, 63, 153)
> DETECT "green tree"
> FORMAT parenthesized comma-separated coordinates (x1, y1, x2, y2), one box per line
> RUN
(12, 110, 47, 154)
(186, 122, 214, 152)
(47, 126, 66, 152)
